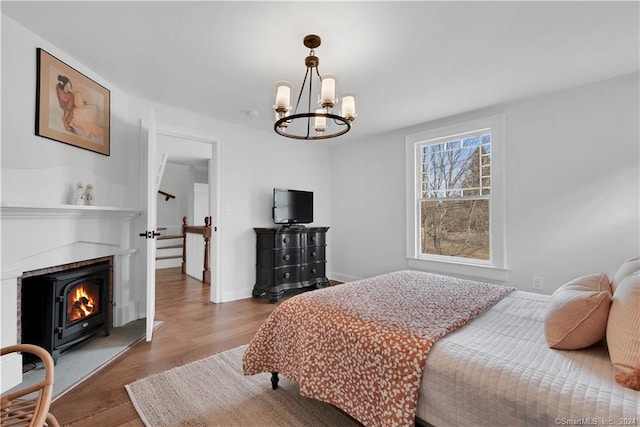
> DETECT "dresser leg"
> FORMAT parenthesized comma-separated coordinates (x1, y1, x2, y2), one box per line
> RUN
(268, 290, 285, 302)
(271, 372, 279, 390)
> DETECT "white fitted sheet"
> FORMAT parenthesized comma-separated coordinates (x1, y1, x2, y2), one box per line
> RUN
(417, 291, 639, 426)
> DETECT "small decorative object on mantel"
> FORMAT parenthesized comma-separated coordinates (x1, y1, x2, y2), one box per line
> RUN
(73, 182, 85, 205)
(84, 184, 95, 206)
(35, 48, 111, 156)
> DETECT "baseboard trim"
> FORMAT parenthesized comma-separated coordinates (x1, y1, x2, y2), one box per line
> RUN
(329, 272, 363, 283)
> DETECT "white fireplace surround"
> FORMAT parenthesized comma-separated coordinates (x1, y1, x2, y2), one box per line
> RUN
(1, 203, 143, 392)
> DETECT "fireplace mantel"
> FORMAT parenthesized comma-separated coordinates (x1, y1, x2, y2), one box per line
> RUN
(1, 202, 141, 218)
(1, 202, 143, 319)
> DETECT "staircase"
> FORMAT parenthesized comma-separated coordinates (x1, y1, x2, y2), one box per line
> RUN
(154, 218, 212, 284)
(155, 153, 183, 269)
(156, 226, 183, 269)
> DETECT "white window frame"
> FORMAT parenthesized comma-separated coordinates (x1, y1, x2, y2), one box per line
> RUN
(405, 115, 508, 283)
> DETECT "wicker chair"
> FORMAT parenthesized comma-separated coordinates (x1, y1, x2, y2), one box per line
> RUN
(1, 344, 59, 427)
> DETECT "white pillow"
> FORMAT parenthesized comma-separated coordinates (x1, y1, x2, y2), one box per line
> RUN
(611, 256, 640, 292)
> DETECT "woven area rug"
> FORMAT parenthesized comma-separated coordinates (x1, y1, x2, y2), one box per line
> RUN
(125, 345, 360, 427)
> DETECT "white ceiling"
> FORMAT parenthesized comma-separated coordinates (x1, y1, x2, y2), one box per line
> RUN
(2, 1, 638, 143)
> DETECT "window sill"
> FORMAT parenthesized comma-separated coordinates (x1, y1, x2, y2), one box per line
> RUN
(407, 257, 510, 284)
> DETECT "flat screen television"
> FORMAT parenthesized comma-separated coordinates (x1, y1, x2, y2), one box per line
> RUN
(272, 188, 313, 226)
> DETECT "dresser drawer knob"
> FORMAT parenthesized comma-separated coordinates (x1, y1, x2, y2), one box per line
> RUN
(311, 268, 317, 274)
(310, 236, 316, 242)
(283, 254, 290, 261)
(283, 237, 289, 244)
(283, 272, 290, 279)
(311, 251, 317, 258)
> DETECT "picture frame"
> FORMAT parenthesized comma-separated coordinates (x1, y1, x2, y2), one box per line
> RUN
(35, 48, 110, 156)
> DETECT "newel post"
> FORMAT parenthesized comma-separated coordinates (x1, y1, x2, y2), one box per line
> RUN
(203, 216, 212, 285)
(181, 216, 188, 274)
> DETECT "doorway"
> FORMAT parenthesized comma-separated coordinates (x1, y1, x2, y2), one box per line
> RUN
(154, 123, 222, 304)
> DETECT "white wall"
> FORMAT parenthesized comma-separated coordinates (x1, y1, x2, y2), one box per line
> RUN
(1, 15, 141, 209)
(193, 182, 209, 225)
(157, 162, 191, 228)
(331, 73, 640, 294)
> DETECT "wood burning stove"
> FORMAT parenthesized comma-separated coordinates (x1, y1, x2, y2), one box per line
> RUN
(21, 261, 110, 363)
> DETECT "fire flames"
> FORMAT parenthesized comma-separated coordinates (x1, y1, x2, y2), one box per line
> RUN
(67, 283, 98, 323)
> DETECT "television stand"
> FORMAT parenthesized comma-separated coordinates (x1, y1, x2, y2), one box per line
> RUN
(252, 227, 329, 301)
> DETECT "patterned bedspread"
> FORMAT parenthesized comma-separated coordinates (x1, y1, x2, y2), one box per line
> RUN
(242, 270, 515, 427)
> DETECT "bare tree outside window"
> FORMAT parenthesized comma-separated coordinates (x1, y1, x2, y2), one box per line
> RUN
(419, 132, 491, 260)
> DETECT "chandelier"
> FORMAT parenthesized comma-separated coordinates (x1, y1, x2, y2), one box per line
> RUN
(273, 34, 356, 140)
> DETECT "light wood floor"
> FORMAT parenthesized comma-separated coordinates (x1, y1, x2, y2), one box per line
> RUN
(49, 268, 286, 426)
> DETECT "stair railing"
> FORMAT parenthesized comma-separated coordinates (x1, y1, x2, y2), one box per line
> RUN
(182, 216, 212, 284)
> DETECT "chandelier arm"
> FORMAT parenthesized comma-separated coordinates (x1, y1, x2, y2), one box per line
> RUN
(293, 67, 311, 116)
(306, 67, 314, 139)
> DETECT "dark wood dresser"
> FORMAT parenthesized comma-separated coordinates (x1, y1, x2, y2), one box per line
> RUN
(252, 227, 329, 301)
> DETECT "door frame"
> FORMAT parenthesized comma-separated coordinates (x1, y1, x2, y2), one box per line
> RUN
(155, 122, 223, 303)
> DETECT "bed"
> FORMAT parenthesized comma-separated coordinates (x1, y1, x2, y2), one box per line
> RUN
(243, 269, 640, 426)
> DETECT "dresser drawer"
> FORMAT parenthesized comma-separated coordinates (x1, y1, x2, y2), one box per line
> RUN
(305, 262, 326, 281)
(276, 233, 301, 249)
(306, 232, 325, 246)
(275, 266, 301, 285)
(305, 246, 326, 263)
(274, 249, 301, 267)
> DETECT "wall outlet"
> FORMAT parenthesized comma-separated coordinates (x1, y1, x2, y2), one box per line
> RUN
(532, 276, 543, 290)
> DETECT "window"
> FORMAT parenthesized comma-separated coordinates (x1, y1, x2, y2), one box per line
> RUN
(419, 130, 491, 260)
(406, 115, 507, 282)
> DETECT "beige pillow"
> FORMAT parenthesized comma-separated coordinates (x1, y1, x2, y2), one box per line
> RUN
(544, 272, 612, 350)
(606, 271, 640, 390)
(611, 256, 640, 293)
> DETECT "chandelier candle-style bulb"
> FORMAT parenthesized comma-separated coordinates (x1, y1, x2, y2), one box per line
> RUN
(320, 74, 336, 108)
(314, 109, 326, 133)
(274, 81, 292, 112)
(341, 93, 356, 122)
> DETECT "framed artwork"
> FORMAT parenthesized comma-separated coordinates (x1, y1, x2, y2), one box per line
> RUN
(35, 48, 110, 156)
